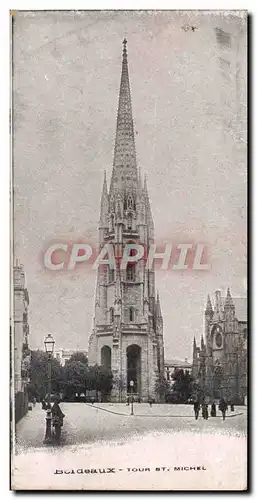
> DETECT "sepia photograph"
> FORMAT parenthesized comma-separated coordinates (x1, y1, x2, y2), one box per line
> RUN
(10, 9, 247, 491)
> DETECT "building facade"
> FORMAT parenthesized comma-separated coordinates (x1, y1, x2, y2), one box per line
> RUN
(192, 289, 247, 404)
(88, 40, 165, 402)
(53, 349, 88, 367)
(13, 260, 31, 422)
(164, 358, 192, 387)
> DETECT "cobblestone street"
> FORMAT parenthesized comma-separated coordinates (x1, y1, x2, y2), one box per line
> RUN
(13, 402, 247, 490)
(15, 402, 247, 449)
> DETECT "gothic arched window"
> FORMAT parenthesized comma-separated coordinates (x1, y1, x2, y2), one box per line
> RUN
(127, 195, 133, 210)
(110, 308, 114, 323)
(127, 213, 132, 230)
(126, 264, 135, 282)
(110, 214, 114, 231)
(129, 307, 135, 322)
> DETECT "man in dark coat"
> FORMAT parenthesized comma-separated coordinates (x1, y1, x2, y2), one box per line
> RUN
(202, 402, 209, 420)
(41, 399, 47, 410)
(193, 401, 200, 420)
(51, 398, 65, 444)
(211, 402, 216, 417)
(219, 398, 228, 420)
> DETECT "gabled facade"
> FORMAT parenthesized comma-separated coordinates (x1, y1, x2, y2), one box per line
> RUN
(192, 289, 247, 404)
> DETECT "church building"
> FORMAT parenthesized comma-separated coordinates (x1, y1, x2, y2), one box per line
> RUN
(192, 289, 247, 405)
(88, 40, 165, 402)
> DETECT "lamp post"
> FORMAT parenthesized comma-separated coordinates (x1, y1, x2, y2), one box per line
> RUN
(129, 380, 134, 416)
(43, 333, 55, 444)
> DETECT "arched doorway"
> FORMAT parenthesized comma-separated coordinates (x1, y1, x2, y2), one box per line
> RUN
(101, 345, 112, 370)
(126, 344, 141, 395)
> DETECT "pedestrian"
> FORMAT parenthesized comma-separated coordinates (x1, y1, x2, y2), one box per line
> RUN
(210, 402, 216, 417)
(202, 402, 209, 420)
(193, 401, 200, 420)
(149, 399, 152, 408)
(231, 403, 235, 412)
(219, 398, 228, 420)
(33, 396, 36, 407)
(41, 399, 47, 410)
(51, 397, 65, 445)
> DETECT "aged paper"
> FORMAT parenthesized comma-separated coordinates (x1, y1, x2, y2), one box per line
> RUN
(11, 10, 247, 491)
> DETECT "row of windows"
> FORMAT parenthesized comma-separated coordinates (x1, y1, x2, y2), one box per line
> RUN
(109, 307, 136, 323)
(108, 265, 136, 282)
(110, 213, 134, 231)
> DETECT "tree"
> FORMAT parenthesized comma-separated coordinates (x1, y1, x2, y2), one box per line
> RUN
(171, 369, 194, 403)
(155, 374, 171, 402)
(62, 360, 87, 400)
(96, 365, 113, 397)
(113, 373, 127, 402)
(29, 350, 63, 401)
(66, 352, 88, 366)
(86, 364, 113, 401)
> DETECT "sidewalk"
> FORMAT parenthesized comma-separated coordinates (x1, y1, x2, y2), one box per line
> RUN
(15, 404, 48, 449)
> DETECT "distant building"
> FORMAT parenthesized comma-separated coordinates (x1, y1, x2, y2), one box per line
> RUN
(164, 359, 192, 386)
(192, 289, 247, 404)
(13, 260, 31, 422)
(53, 349, 88, 367)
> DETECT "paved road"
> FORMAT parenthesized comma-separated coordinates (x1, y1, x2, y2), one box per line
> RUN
(15, 402, 247, 450)
(13, 403, 247, 490)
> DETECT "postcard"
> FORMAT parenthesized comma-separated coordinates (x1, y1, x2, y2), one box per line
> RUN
(11, 9, 247, 491)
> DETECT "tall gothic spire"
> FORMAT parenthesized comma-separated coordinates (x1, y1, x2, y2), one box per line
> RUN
(205, 294, 213, 315)
(110, 39, 138, 194)
(99, 170, 109, 226)
(193, 336, 197, 359)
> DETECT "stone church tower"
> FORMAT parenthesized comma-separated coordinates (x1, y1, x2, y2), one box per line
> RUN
(88, 40, 165, 402)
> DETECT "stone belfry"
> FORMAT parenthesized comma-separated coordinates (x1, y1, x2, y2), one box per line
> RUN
(88, 40, 164, 402)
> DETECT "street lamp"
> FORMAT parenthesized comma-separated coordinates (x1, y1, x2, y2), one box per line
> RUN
(43, 334, 55, 444)
(129, 380, 134, 416)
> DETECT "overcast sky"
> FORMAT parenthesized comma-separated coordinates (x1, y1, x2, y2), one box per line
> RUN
(13, 10, 247, 360)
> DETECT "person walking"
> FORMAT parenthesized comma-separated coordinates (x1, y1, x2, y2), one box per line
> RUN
(193, 401, 200, 420)
(51, 397, 65, 444)
(41, 399, 47, 410)
(219, 398, 228, 420)
(210, 402, 216, 417)
(202, 402, 209, 420)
